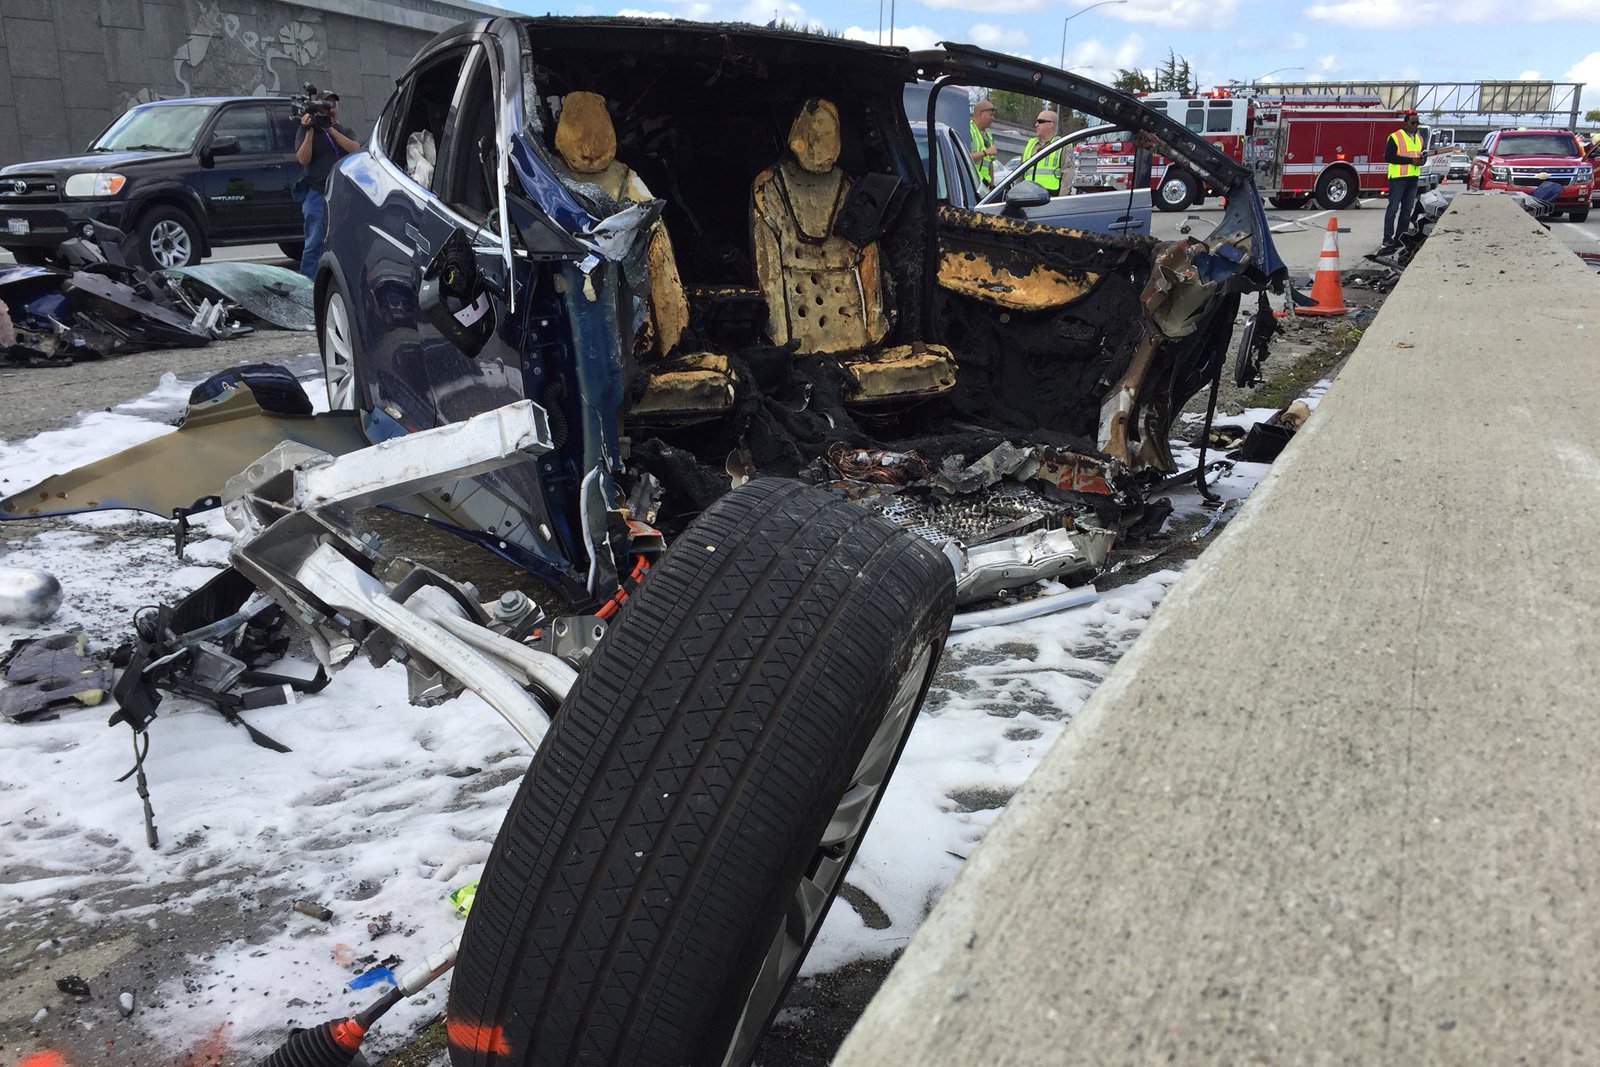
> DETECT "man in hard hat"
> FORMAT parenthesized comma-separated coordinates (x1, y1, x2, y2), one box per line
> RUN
(1381, 109, 1425, 254)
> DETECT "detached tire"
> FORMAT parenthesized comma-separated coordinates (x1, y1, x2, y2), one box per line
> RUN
(448, 479, 955, 1067)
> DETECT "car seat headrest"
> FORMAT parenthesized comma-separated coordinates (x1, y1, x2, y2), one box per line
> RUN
(787, 98, 841, 174)
(555, 91, 616, 174)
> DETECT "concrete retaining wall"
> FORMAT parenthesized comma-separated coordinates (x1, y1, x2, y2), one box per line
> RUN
(833, 191, 1600, 1064)
(0, 0, 504, 166)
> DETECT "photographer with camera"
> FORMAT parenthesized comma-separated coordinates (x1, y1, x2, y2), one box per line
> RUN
(292, 88, 359, 279)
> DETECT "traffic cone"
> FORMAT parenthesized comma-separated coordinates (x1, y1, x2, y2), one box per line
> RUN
(1296, 217, 1347, 316)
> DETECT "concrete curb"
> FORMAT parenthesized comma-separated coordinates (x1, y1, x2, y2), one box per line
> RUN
(832, 191, 1600, 1065)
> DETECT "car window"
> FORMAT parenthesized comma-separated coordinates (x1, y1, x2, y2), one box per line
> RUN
(1205, 101, 1233, 133)
(92, 103, 212, 153)
(436, 49, 498, 225)
(268, 106, 299, 153)
(1493, 133, 1581, 157)
(211, 105, 273, 154)
(1184, 104, 1204, 132)
(385, 49, 469, 191)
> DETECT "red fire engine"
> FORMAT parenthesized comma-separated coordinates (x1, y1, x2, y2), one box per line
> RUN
(1070, 90, 1422, 212)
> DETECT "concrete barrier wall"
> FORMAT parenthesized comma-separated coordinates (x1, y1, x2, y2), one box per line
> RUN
(0, 0, 503, 167)
(833, 192, 1600, 1065)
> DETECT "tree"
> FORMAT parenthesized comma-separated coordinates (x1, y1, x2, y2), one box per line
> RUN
(1153, 49, 1197, 94)
(1113, 68, 1153, 93)
(1112, 51, 1198, 95)
(989, 88, 1038, 125)
(1586, 107, 1600, 124)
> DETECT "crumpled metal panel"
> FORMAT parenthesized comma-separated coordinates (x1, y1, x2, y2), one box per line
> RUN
(64, 271, 210, 348)
(0, 389, 366, 520)
(157, 263, 314, 332)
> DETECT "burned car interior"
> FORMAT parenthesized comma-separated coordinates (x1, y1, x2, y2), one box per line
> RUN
(3, 19, 1286, 616)
(385, 20, 1287, 603)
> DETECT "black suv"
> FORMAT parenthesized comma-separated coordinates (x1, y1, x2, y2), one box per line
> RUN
(0, 96, 308, 269)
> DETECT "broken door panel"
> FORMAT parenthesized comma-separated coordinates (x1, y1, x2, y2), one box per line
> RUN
(0, 387, 366, 520)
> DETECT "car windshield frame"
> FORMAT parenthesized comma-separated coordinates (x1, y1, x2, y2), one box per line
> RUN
(1493, 133, 1581, 159)
(91, 103, 214, 154)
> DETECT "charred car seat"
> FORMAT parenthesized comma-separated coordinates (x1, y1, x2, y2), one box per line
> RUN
(553, 92, 735, 420)
(750, 98, 956, 404)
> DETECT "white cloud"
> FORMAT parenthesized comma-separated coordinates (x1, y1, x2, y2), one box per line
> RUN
(616, 7, 677, 16)
(1517, 69, 1542, 81)
(841, 24, 945, 50)
(1305, 0, 1600, 28)
(1057, 32, 1146, 85)
(968, 22, 1030, 53)
(1106, 0, 1242, 28)
(914, 0, 1054, 12)
(1565, 51, 1600, 86)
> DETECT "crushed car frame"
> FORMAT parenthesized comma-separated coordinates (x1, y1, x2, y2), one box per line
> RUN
(1, 18, 1284, 1067)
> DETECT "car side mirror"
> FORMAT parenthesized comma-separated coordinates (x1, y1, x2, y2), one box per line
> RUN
(200, 135, 240, 167)
(1002, 180, 1051, 215)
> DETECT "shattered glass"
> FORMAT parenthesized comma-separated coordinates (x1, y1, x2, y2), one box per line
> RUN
(157, 263, 315, 331)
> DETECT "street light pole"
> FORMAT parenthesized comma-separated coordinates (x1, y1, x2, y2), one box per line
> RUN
(1253, 65, 1305, 89)
(1053, 0, 1125, 122)
(1058, 0, 1127, 73)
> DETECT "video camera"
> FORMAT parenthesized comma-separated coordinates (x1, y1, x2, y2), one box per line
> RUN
(291, 83, 336, 129)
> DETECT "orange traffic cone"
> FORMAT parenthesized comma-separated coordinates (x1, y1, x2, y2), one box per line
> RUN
(1296, 217, 1347, 316)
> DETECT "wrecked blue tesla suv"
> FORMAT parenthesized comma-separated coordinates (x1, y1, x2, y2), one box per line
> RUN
(311, 17, 1284, 613)
(2, 18, 1284, 1066)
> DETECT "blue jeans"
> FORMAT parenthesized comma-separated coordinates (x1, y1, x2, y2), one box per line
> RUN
(1383, 176, 1418, 245)
(299, 187, 325, 279)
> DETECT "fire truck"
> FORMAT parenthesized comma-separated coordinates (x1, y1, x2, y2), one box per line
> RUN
(1070, 90, 1421, 212)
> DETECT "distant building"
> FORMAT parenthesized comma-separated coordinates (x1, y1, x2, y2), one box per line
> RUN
(0, 0, 507, 164)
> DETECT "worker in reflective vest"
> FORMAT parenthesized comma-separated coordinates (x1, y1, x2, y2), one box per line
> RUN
(969, 99, 997, 187)
(1021, 110, 1064, 194)
(1382, 109, 1425, 252)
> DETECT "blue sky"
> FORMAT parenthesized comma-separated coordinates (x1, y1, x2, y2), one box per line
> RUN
(507, 0, 1600, 110)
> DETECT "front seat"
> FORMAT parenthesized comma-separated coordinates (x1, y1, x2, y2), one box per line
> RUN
(750, 98, 956, 404)
(553, 91, 735, 420)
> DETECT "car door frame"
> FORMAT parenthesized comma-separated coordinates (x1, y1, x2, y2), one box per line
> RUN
(195, 101, 291, 242)
(909, 44, 1284, 338)
(976, 123, 1154, 236)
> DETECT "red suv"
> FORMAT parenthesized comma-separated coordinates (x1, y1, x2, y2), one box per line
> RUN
(1469, 129, 1592, 221)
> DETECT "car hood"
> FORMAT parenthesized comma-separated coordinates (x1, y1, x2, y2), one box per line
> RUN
(1488, 154, 1586, 168)
(0, 150, 186, 176)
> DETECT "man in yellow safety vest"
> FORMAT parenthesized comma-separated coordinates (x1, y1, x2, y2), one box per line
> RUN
(1021, 110, 1064, 194)
(969, 99, 997, 188)
(1381, 109, 1425, 253)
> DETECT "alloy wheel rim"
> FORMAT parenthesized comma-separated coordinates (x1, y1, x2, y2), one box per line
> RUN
(1161, 177, 1188, 205)
(718, 642, 937, 1067)
(149, 220, 191, 268)
(323, 292, 355, 409)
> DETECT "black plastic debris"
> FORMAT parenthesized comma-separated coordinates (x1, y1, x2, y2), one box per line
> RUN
(0, 632, 114, 723)
(64, 270, 210, 349)
(55, 975, 92, 998)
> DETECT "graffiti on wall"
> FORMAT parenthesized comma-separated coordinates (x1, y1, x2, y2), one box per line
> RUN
(121, 0, 324, 111)
(173, 1, 323, 94)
